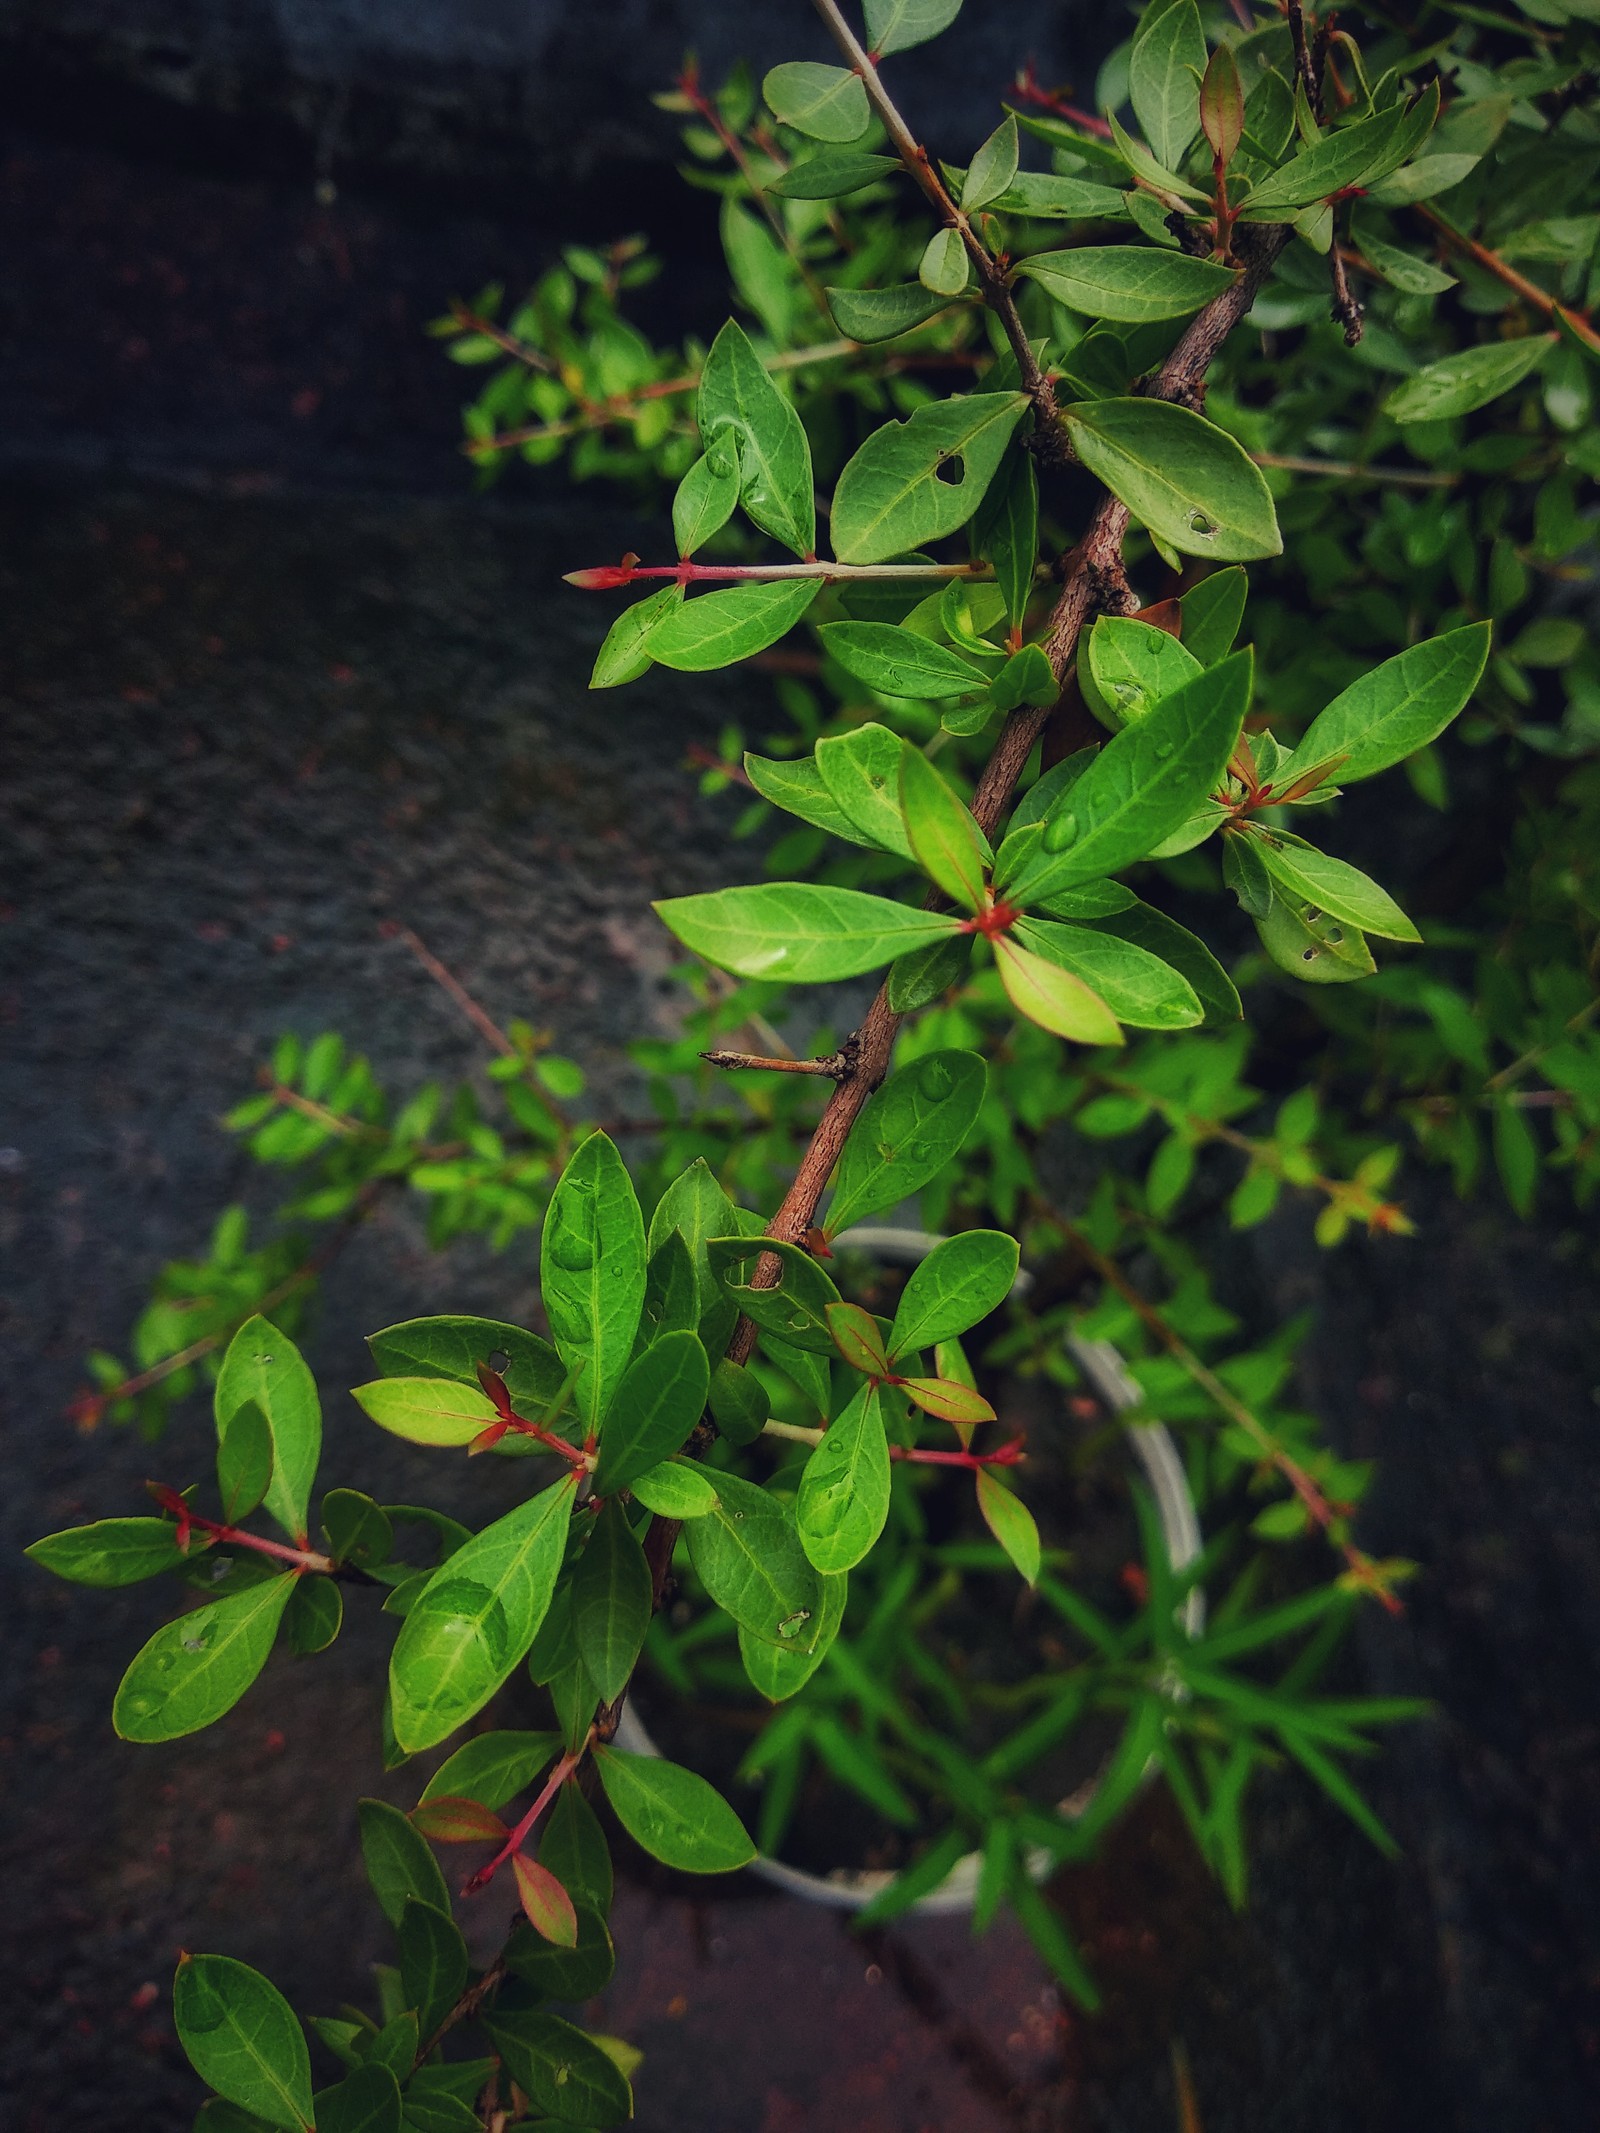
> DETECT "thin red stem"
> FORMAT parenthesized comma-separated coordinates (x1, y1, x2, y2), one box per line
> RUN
(462, 1743, 586, 1894)
(147, 1485, 333, 1572)
(890, 1440, 1026, 1471)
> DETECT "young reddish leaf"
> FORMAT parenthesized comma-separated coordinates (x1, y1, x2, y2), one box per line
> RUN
(994, 937, 1124, 1046)
(512, 1855, 580, 1948)
(410, 1796, 510, 1845)
(826, 1301, 890, 1377)
(976, 1469, 1042, 1585)
(1200, 45, 1244, 166)
(898, 1375, 996, 1425)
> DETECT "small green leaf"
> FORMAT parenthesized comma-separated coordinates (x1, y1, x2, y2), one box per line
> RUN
(594, 1746, 757, 1871)
(1253, 835, 1420, 943)
(796, 1381, 892, 1574)
(763, 61, 870, 142)
(1257, 892, 1376, 984)
(648, 1157, 741, 1349)
(745, 749, 879, 847)
(27, 1517, 185, 1588)
(284, 1575, 342, 1655)
(827, 1048, 986, 1234)
(1384, 336, 1553, 424)
(685, 1470, 825, 1651)
(540, 1780, 613, 1913)
(672, 452, 740, 558)
(815, 723, 917, 856)
(1493, 1102, 1539, 1218)
(572, 1501, 652, 1704)
(643, 1229, 699, 1341)
(975, 1470, 1041, 1584)
(1239, 84, 1440, 216)
(1088, 900, 1240, 1025)
(420, 1731, 560, 1811)
(358, 1797, 453, 1929)
(646, 579, 821, 671)
(698, 320, 815, 557)
(1019, 245, 1236, 323)
(819, 620, 985, 699)
(487, 2008, 634, 2126)
(321, 1489, 392, 1570)
(1012, 917, 1203, 1028)
(1064, 400, 1281, 561)
(628, 1458, 721, 1519)
(114, 1575, 294, 1742)
(707, 1236, 842, 1355)
(215, 1317, 320, 1544)
(589, 583, 683, 689)
(994, 936, 1123, 1044)
(919, 225, 970, 295)
(972, 445, 1038, 632)
(352, 1377, 500, 1448)
(1178, 566, 1246, 664)
(1223, 828, 1274, 916)
(591, 1329, 709, 1493)
(900, 1374, 995, 1424)
(541, 1131, 645, 1434)
(173, 1954, 314, 2132)
(1080, 613, 1202, 729)
(1129, 0, 1207, 170)
(887, 1229, 1019, 1357)
(827, 281, 959, 342)
(388, 1475, 577, 1752)
(397, 1898, 468, 2039)
(865, 0, 963, 57)
(831, 392, 1029, 564)
(769, 149, 899, 198)
(216, 1401, 274, 1524)
(655, 881, 960, 982)
(962, 115, 1019, 211)
(988, 641, 1058, 714)
(886, 931, 973, 1012)
(899, 747, 989, 911)
(314, 2063, 402, 2133)
(1288, 625, 1490, 784)
(709, 1357, 769, 1445)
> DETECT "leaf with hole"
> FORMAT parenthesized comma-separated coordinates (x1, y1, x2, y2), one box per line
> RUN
(655, 881, 960, 982)
(707, 1235, 843, 1354)
(1064, 400, 1281, 561)
(365, 1318, 565, 1417)
(1252, 836, 1420, 943)
(831, 392, 1029, 564)
(1256, 892, 1376, 984)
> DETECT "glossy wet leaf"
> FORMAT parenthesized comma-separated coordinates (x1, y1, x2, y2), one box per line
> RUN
(819, 620, 985, 699)
(589, 583, 683, 690)
(1089, 901, 1240, 1025)
(745, 748, 880, 847)
(827, 281, 958, 342)
(1020, 246, 1236, 323)
(887, 1229, 1019, 1358)
(512, 1855, 579, 1947)
(421, 1730, 562, 1811)
(919, 225, 970, 296)
(487, 2007, 634, 2128)
(1257, 892, 1376, 984)
(831, 392, 1029, 564)
(707, 1235, 843, 1354)
(709, 1357, 769, 1446)
(541, 1131, 645, 1433)
(173, 1954, 314, 2132)
(827, 1300, 891, 1377)
(1012, 917, 1203, 1029)
(962, 115, 1019, 211)
(594, 1746, 756, 1871)
(1384, 335, 1553, 423)
(685, 1469, 825, 1651)
(647, 579, 821, 671)
(1064, 399, 1281, 561)
(899, 747, 989, 911)
(628, 1457, 721, 1518)
(358, 1796, 453, 1928)
(113, 1573, 294, 1742)
(797, 1380, 892, 1574)
(1011, 652, 1251, 904)
(769, 148, 899, 198)
(828, 1049, 986, 1235)
(571, 1500, 652, 1704)
(815, 723, 917, 857)
(698, 320, 815, 557)
(655, 881, 960, 982)
(648, 1157, 740, 1349)
(995, 936, 1124, 1044)
(672, 452, 740, 557)
(365, 1317, 565, 1416)
(1289, 625, 1490, 784)
(865, 0, 963, 56)
(763, 61, 870, 142)
(739, 1564, 847, 1702)
(27, 1516, 186, 1587)
(398, 1897, 468, 2037)
(591, 1328, 709, 1493)
(1081, 614, 1202, 729)
(389, 1474, 577, 1752)
(975, 1470, 1041, 1585)
(1129, 0, 1206, 169)
(352, 1377, 501, 1448)
(1178, 566, 1247, 664)
(215, 1317, 320, 1544)
(1252, 837, 1420, 943)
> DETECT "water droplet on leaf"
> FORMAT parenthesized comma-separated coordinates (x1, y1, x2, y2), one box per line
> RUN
(1042, 809, 1078, 854)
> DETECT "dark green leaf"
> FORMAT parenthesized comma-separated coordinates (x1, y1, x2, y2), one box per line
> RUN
(1064, 400, 1282, 561)
(962, 116, 1020, 211)
(27, 1517, 185, 1588)
(114, 1575, 294, 1742)
(769, 150, 899, 198)
(215, 1317, 320, 1545)
(420, 1730, 561, 1811)
(1222, 829, 1274, 917)
(284, 1575, 342, 1655)
(973, 446, 1038, 633)
(709, 1358, 769, 1446)
(571, 1501, 652, 1704)
(217, 1401, 273, 1524)
(486, 2008, 633, 2127)
(541, 1132, 645, 1434)
(397, 1898, 468, 2039)
(173, 1954, 314, 2132)
(505, 1900, 616, 1999)
(885, 931, 973, 1011)
(358, 1797, 453, 1929)
(707, 1235, 842, 1354)
(313, 2064, 402, 2133)
(647, 1157, 740, 1350)
(540, 1778, 613, 1913)
(401, 2064, 492, 2133)
(655, 881, 960, 982)
(865, 0, 963, 57)
(594, 1747, 757, 1872)
(1088, 901, 1240, 1024)
(685, 1470, 825, 1651)
(827, 1049, 986, 1234)
(1240, 84, 1440, 216)
(591, 1328, 709, 1493)
(831, 393, 1029, 564)
(827, 282, 959, 342)
(642, 1229, 699, 1341)
(1252, 835, 1420, 942)
(1012, 917, 1203, 1028)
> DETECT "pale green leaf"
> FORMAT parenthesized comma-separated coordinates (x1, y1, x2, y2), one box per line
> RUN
(174, 1955, 314, 2131)
(352, 1377, 500, 1448)
(827, 1048, 986, 1234)
(1383, 336, 1553, 424)
(1012, 917, 1204, 1028)
(1288, 624, 1490, 783)
(763, 61, 870, 143)
(975, 1470, 1041, 1584)
(647, 579, 821, 671)
(655, 881, 960, 982)
(994, 937, 1124, 1044)
(593, 1747, 756, 1870)
(698, 320, 815, 556)
(1064, 399, 1282, 560)
(899, 747, 989, 911)
(887, 1229, 1019, 1356)
(589, 583, 683, 689)
(215, 1317, 320, 1545)
(827, 282, 957, 342)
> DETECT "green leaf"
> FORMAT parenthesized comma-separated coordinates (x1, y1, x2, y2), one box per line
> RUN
(284, 1575, 342, 1655)
(1253, 835, 1419, 943)
(173, 1955, 314, 2132)
(1289, 625, 1490, 784)
(421, 1730, 560, 1811)
(827, 1300, 891, 1376)
(826, 1049, 985, 1234)
(1239, 85, 1440, 216)
(1107, 109, 1207, 203)
(1019, 246, 1236, 323)
(820, 620, 986, 699)
(1010, 652, 1251, 902)
(1383, 336, 1553, 424)
(745, 749, 879, 847)
(826, 281, 958, 342)
(215, 1317, 320, 1544)
(643, 1229, 698, 1342)
(738, 1565, 847, 1702)
(505, 1901, 616, 2000)
(983, 170, 1131, 219)
(975, 1470, 1041, 1584)
(358, 1797, 453, 1929)
(591, 1328, 709, 1493)
(540, 1780, 614, 1913)
(672, 452, 740, 558)
(1257, 892, 1376, 984)
(1012, 917, 1203, 1028)
(1223, 827, 1273, 915)
(1363, 153, 1479, 207)
(972, 446, 1038, 631)
(1178, 566, 1246, 664)
(769, 149, 899, 198)
(899, 748, 989, 911)
(487, 2007, 634, 2127)
(709, 1357, 769, 1446)
(216, 1401, 273, 1524)
(397, 1898, 468, 2039)
(887, 1229, 1019, 1356)
(797, 1380, 892, 1574)
(114, 1574, 293, 1742)
(388, 1475, 577, 1752)
(989, 642, 1057, 715)
(763, 61, 870, 143)
(1088, 900, 1240, 1025)
(1063, 400, 1281, 561)
(648, 1157, 741, 1350)
(865, 0, 963, 56)
(994, 937, 1123, 1044)
(815, 723, 917, 857)
(365, 1318, 564, 1416)
(1080, 614, 1202, 729)
(589, 583, 683, 690)
(27, 1516, 185, 1587)
(1494, 1102, 1539, 1218)
(594, 1746, 757, 1871)
(352, 1377, 500, 1448)
(685, 1470, 825, 1651)
(962, 116, 1020, 211)
(646, 579, 821, 671)
(707, 1235, 842, 1354)
(654, 881, 960, 982)
(401, 2063, 493, 2132)
(628, 1457, 721, 1518)
(698, 320, 816, 557)
(1129, 0, 1207, 171)
(314, 2064, 402, 2133)
(831, 392, 1029, 565)
(886, 931, 973, 1012)
(572, 1501, 652, 1704)
(919, 226, 970, 296)
(541, 1132, 645, 1434)
(321, 1489, 392, 1570)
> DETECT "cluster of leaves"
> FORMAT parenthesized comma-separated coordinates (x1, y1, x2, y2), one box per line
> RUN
(36, 1, 1600, 2122)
